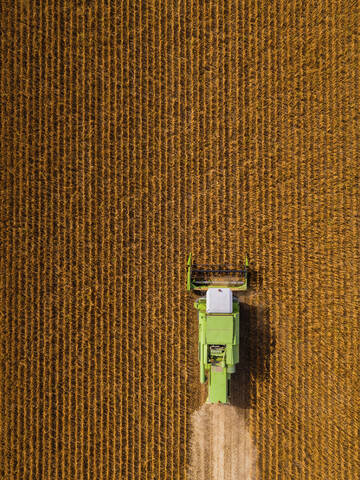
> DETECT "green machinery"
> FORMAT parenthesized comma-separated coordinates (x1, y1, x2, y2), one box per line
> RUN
(187, 253, 248, 404)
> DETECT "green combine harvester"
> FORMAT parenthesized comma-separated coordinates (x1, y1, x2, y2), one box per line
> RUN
(187, 253, 248, 404)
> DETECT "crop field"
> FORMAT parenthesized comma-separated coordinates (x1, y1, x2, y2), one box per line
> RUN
(1, 0, 359, 479)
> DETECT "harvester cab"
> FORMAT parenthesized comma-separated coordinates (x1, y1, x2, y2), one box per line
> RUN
(187, 253, 248, 404)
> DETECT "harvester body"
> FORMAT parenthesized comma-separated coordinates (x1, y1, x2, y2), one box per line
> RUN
(187, 253, 247, 404)
(195, 289, 239, 403)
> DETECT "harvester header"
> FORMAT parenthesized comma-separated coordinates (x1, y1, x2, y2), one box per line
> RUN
(186, 252, 248, 291)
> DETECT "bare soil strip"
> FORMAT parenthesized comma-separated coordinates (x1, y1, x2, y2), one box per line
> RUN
(188, 404, 256, 480)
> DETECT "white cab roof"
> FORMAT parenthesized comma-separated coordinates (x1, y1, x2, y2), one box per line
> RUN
(206, 288, 233, 314)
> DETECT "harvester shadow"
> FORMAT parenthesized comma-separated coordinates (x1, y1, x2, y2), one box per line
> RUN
(230, 302, 274, 409)
(246, 267, 263, 293)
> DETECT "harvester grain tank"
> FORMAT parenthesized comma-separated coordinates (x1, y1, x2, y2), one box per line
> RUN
(187, 253, 248, 404)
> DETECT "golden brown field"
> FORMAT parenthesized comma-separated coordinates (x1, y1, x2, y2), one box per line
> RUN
(1, 1, 359, 479)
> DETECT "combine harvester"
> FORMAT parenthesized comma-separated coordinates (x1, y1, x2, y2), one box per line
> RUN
(187, 253, 248, 404)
